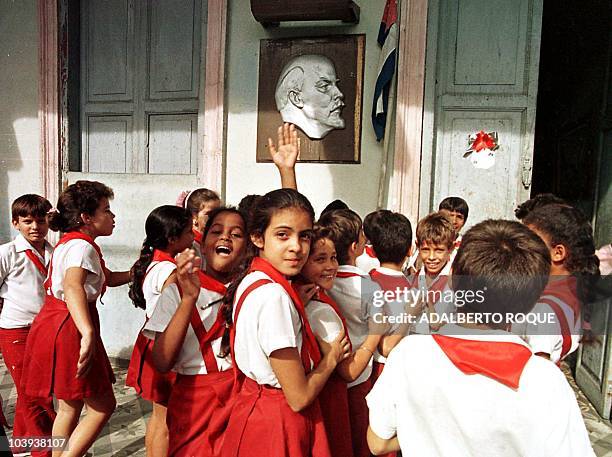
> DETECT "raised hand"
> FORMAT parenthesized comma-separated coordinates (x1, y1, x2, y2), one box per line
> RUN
(175, 248, 201, 300)
(268, 123, 300, 171)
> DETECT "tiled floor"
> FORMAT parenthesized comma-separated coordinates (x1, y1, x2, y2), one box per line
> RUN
(2, 359, 612, 456)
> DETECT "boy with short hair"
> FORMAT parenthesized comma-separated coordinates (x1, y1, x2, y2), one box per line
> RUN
(0, 194, 56, 453)
(356, 210, 381, 274)
(367, 219, 595, 457)
(318, 208, 376, 457)
(412, 212, 457, 333)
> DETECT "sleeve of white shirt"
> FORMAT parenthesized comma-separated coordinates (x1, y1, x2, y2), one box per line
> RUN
(63, 242, 100, 274)
(307, 302, 343, 344)
(143, 284, 181, 339)
(152, 263, 177, 294)
(540, 368, 596, 457)
(366, 345, 399, 439)
(523, 302, 562, 357)
(254, 284, 299, 356)
(0, 243, 12, 285)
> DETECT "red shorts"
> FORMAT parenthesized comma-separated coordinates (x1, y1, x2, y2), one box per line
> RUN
(319, 372, 353, 457)
(126, 333, 176, 406)
(167, 370, 234, 456)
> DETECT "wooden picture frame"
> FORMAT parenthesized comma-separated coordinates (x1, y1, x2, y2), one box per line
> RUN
(256, 34, 365, 163)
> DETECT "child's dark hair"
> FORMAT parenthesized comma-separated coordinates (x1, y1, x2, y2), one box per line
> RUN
(514, 193, 566, 220)
(203, 206, 247, 238)
(416, 212, 456, 249)
(129, 206, 191, 310)
(453, 219, 551, 328)
(438, 196, 469, 222)
(320, 199, 349, 218)
(237, 194, 261, 229)
(219, 189, 315, 357)
(522, 203, 600, 304)
(11, 194, 52, 221)
(184, 188, 220, 216)
(318, 209, 362, 265)
(48, 180, 114, 232)
(362, 211, 377, 242)
(368, 210, 412, 264)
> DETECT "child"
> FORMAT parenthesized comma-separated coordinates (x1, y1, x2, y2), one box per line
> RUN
(366, 220, 595, 456)
(145, 207, 247, 456)
(318, 209, 381, 457)
(518, 203, 600, 364)
(21, 180, 130, 457)
(221, 188, 350, 457)
(0, 194, 55, 454)
(366, 210, 415, 379)
(438, 196, 469, 235)
(514, 193, 566, 220)
(126, 205, 193, 457)
(356, 211, 381, 274)
(178, 188, 221, 258)
(411, 212, 457, 334)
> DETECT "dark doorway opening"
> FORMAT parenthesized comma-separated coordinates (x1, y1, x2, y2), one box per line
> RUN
(531, 0, 611, 228)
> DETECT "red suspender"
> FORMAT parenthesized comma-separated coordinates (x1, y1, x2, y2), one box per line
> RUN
(540, 297, 572, 361)
(24, 250, 48, 277)
(189, 306, 225, 373)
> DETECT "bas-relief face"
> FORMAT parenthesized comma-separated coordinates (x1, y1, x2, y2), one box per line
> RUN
(276, 55, 345, 139)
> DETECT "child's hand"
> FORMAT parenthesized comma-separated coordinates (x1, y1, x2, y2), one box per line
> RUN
(295, 282, 319, 306)
(76, 333, 96, 378)
(176, 248, 201, 300)
(317, 329, 350, 365)
(268, 123, 300, 171)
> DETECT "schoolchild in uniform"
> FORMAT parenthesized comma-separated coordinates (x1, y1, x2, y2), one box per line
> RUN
(318, 209, 382, 457)
(126, 205, 193, 457)
(356, 211, 381, 274)
(146, 207, 247, 456)
(177, 188, 221, 259)
(21, 180, 130, 457)
(411, 212, 457, 334)
(367, 220, 595, 457)
(438, 196, 468, 263)
(366, 210, 415, 388)
(221, 188, 350, 457)
(0, 195, 55, 455)
(518, 203, 600, 364)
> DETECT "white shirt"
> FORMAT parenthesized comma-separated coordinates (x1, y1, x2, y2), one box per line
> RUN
(367, 324, 595, 457)
(329, 264, 374, 387)
(513, 297, 581, 364)
(142, 261, 176, 318)
(233, 271, 303, 388)
(0, 234, 53, 328)
(143, 283, 231, 375)
(49, 239, 105, 302)
(356, 246, 380, 274)
(412, 264, 456, 335)
(306, 298, 343, 344)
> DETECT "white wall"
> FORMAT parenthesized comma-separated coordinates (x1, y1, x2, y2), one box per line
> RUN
(224, 0, 387, 217)
(0, 0, 41, 243)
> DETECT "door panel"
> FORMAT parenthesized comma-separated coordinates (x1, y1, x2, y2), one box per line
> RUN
(148, 114, 197, 175)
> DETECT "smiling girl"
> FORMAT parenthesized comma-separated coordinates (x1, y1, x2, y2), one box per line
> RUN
(22, 180, 130, 457)
(146, 207, 247, 456)
(221, 189, 350, 457)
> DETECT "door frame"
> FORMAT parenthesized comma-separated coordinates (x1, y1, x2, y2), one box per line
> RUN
(38, 0, 228, 206)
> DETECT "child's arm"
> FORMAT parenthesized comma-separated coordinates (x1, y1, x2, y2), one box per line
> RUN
(367, 427, 400, 455)
(103, 268, 131, 287)
(268, 123, 299, 190)
(336, 333, 381, 382)
(63, 266, 97, 378)
(152, 250, 200, 373)
(378, 334, 405, 358)
(270, 329, 350, 412)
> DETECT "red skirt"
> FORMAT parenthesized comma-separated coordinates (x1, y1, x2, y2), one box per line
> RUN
(221, 377, 331, 457)
(167, 370, 234, 457)
(318, 372, 353, 457)
(347, 379, 372, 457)
(126, 333, 176, 406)
(22, 295, 115, 400)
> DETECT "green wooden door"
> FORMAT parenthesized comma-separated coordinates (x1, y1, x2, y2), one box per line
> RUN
(421, 0, 543, 226)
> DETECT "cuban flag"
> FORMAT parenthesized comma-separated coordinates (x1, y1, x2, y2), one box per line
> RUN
(372, 0, 398, 142)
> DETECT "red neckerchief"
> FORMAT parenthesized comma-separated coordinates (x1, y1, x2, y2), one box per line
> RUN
(198, 270, 227, 296)
(316, 290, 352, 351)
(192, 229, 203, 245)
(541, 276, 580, 321)
(152, 249, 176, 264)
(432, 334, 532, 389)
(46, 231, 107, 296)
(369, 268, 410, 291)
(24, 249, 48, 277)
(453, 239, 461, 250)
(336, 270, 362, 279)
(249, 257, 322, 368)
(365, 245, 377, 259)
